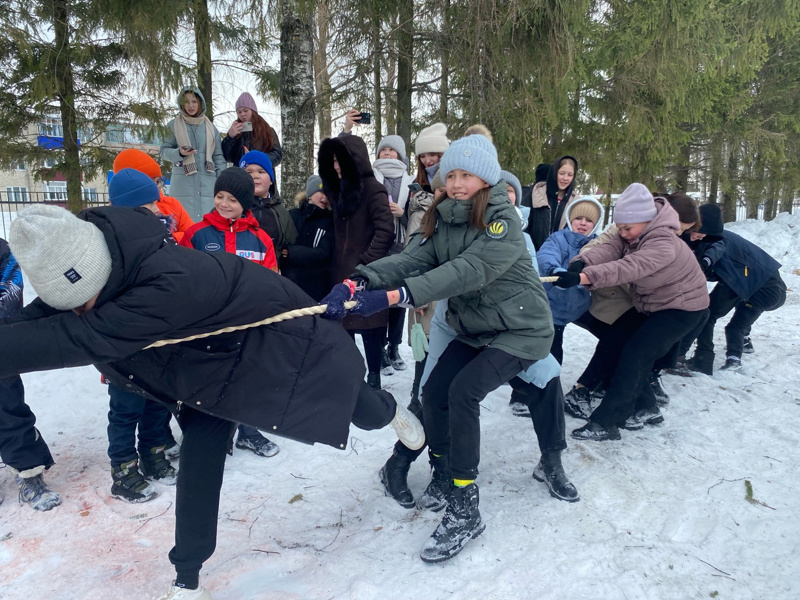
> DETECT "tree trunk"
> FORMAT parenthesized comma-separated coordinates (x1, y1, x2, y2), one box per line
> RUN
(721, 144, 739, 222)
(674, 143, 690, 192)
(372, 19, 382, 139)
(280, 0, 316, 206)
(438, 0, 450, 121)
(395, 0, 413, 148)
(52, 0, 82, 214)
(707, 134, 722, 203)
(314, 0, 332, 141)
(779, 180, 795, 214)
(763, 170, 778, 221)
(193, 0, 214, 119)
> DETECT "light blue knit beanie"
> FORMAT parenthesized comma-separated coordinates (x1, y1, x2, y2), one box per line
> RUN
(499, 169, 522, 205)
(376, 135, 407, 164)
(440, 134, 501, 186)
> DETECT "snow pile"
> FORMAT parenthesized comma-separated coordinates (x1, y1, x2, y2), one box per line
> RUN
(1, 216, 799, 600)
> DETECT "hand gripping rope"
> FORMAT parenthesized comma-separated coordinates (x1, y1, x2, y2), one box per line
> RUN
(143, 276, 560, 350)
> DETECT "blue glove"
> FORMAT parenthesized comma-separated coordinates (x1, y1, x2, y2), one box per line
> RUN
(350, 290, 389, 316)
(553, 272, 581, 289)
(320, 283, 352, 320)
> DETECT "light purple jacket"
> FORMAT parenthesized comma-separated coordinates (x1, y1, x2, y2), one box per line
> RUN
(578, 199, 709, 315)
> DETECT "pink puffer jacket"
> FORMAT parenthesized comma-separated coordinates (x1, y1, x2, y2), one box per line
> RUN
(579, 199, 709, 315)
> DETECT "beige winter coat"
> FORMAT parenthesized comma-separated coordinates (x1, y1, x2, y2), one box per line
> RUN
(579, 224, 634, 324)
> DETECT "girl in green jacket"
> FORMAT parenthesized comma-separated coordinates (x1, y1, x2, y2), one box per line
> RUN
(323, 133, 554, 563)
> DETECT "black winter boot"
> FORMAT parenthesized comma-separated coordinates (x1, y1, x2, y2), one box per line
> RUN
(140, 446, 178, 484)
(417, 451, 451, 512)
(367, 372, 382, 390)
(532, 451, 579, 502)
(380, 347, 394, 376)
(111, 459, 158, 503)
(687, 350, 715, 376)
(649, 370, 670, 406)
(666, 355, 694, 377)
(419, 482, 485, 563)
(742, 337, 755, 354)
(571, 421, 621, 441)
(387, 343, 407, 371)
(564, 385, 592, 419)
(379, 450, 415, 508)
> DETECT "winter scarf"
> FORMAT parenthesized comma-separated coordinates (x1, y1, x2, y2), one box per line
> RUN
(173, 110, 216, 177)
(373, 158, 406, 202)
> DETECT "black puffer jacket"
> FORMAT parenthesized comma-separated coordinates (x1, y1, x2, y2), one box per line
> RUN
(282, 196, 334, 301)
(318, 134, 394, 330)
(0, 207, 365, 449)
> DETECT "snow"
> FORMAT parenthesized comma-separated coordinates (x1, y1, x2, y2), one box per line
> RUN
(2, 215, 800, 600)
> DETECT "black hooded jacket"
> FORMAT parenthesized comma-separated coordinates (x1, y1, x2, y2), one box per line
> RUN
(318, 134, 394, 330)
(525, 155, 579, 250)
(282, 197, 334, 301)
(0, 206, 365, 449)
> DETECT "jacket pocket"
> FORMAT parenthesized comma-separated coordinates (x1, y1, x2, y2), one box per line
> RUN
(487, 288, 542, 332)
(163, 341, 242, 407)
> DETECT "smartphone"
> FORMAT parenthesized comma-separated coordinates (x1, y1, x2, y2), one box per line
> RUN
(408, 183, 423, 193)
(358, 111, 371, 125)
(180, 145, 194, 152)
(240, 121, 253, 132)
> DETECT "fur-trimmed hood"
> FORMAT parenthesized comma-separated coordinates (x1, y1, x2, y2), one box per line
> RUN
(318, 135, 377, 217)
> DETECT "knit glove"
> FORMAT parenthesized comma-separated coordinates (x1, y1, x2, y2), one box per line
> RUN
(350, 290, 389, 316)
(553, 272, 582, 289)
(320, 283, 353, 320)
(568, 259, 586, 273)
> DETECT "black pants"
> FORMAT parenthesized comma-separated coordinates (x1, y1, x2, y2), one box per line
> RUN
(0, 375, 54, 472)
(169, 381, 396, 586)
(590, 308, 708, 428)
(422, 340, 532, 480)
(348, 327, 385, 374)
(682, 273, 786, 359)
(509, 375, 568, 453)
(577, 309, 642, 390)
(385, 307, 405, 348)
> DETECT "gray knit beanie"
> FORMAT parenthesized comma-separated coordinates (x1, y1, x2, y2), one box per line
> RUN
(305, 174, 323, 199)
(613, 183, 657, 224)
(430, 169, 445, 191)
(439, 134, 500, 186)
(499, 170, 522, 205)
(9, 205, 112, 310)
(376, 135, 407, 164)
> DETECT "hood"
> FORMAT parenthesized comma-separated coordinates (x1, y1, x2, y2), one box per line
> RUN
(566, 196, 605, 235)
(177, 86, 207, 116)
(78, 206, 169, 309)
(546, 155, 579, 205)
(318, 135, 376, 217)
(698, 203, 725, 238)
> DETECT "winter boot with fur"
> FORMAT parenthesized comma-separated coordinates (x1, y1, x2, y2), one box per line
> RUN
(389, 394, 426, 451)
(571, 421, 621, 441)
(419, 482, 485, 563)
(156, 583, 212, 600)
(532, 451, 580, 502)
(564, 385, 592, 419)
(111, 459, 158, 503)
(379, 450, 415, 508)
(140, 446, 178, 484)
(649, 370, 670, 406)
(417, 451, 451, 512)
(14, 467, 61, 511)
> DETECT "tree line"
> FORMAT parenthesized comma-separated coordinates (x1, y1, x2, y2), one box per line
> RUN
(1, 0, 798, 220)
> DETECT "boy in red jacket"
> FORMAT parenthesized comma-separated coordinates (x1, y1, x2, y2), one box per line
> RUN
(180, 167, 280, 457)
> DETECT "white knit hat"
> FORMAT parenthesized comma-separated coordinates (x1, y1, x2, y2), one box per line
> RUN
(9, 205, 112, 310)
(415, 123, 449, 155)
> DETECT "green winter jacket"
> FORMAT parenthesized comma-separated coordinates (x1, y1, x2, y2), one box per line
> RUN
(354, 182, 554, 360)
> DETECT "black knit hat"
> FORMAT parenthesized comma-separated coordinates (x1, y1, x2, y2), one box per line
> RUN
(214, 167, 255, 212)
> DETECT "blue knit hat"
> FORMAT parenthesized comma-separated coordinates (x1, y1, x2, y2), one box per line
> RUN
(439, 135, 500, 186)
(109, 168, 160, 207)
(499, 170, 522, 205)
(239, 150, 275, 184)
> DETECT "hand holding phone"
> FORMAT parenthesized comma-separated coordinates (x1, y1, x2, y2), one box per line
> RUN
(180, 145, 195, 157)
(358, 111, 372, 125)
(408, 183, 423, 193)
(240, 121, 253, 132)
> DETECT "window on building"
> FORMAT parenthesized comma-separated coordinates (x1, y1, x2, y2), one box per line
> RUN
(43, 156, 57, 168)
(82, 187, 98, 203)
(38, 117, 63, 138)
(13, 160, 25, 171)
(43, 181, 67, 201)
(5, 186, 29, 202)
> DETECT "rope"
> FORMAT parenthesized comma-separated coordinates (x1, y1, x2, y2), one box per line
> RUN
(144, 276, 561, 350)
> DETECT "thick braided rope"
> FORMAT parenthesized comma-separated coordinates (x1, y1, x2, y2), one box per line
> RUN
(144, 276, 561, 350)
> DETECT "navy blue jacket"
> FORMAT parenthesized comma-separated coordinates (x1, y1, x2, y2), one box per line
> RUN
(698, 231, 781, 300)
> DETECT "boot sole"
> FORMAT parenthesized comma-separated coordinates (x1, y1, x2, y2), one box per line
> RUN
(419, 521, 487, 563)
(532, 467, 580, 503)
(379, 467, 416, 509)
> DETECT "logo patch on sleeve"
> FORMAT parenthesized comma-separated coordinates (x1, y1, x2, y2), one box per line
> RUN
(486, 219, 508, 239)
(64, 268, 82, 284)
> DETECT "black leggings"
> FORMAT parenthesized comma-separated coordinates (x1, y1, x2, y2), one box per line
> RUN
(590, 308, 708, 428)
(348, 327, 385, 374)
(169, 382, 396, 587)
(422, 341, 532, 480)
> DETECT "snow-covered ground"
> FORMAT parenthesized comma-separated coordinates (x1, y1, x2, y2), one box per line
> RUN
(1, 214, 799, 600)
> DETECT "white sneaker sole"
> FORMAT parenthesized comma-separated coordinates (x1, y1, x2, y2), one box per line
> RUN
(391, 397, 426, 451)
